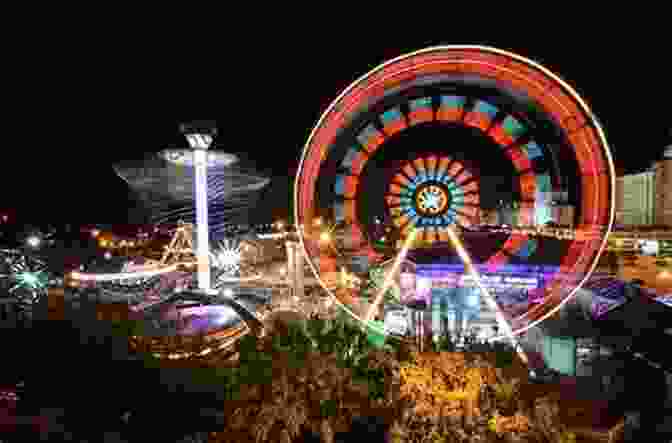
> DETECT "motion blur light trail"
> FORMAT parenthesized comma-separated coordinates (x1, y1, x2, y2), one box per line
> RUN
(69, 263, 188, 282)
(295, 45, 615, 337)
(114, 151, 269, 240)
(365, 227, 418, 324)
(446, 226, 528, 364)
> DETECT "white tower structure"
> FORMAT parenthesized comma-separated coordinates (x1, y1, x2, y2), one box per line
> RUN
(180, 122, 217, 294)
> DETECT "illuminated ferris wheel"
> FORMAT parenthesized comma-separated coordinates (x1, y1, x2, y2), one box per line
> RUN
(294, 46, 615, 337)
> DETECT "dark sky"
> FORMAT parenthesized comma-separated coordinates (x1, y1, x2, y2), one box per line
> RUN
(7, 30, 670, 226)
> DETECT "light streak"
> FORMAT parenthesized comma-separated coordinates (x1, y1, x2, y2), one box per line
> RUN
(445, 226, 528, 365)
(215, 273, 263, 284)
(364, 227, 418, 323)
(70, 262, 195, 282)
(294, 45, 615, 341)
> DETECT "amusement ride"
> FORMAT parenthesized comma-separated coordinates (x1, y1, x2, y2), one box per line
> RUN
(66, 122, 271, 358)
(294, 45, 615, 352)
(1, 47, 617, 362)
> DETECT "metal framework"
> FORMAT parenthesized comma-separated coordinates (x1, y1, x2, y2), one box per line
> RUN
(160, 221, 197, 266)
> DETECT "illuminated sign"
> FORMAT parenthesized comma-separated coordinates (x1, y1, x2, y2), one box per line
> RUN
(414, 274, 539, 291)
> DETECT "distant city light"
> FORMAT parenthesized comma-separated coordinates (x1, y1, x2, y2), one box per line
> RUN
(26, 235, 41, 248)
(91, 229, 100, 238)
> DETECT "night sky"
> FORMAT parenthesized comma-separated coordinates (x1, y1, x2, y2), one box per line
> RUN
(8, 31, 670, 227)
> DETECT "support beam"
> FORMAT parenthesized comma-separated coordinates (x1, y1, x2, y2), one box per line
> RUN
(181, 126, 216, 294)
(194, 148, 211, 292)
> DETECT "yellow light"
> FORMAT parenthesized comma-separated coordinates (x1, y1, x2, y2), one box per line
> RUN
(91, 229, 100, 238)
(314, 217, 322, 227)
(319, 231, 331, 244)
(364, 227, 417, 323)
(445, 226, 528, 365)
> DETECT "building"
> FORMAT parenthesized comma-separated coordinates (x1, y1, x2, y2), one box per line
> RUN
(616, 170, 656, 225)
(491, 203, 574, 227)
(654, 145, 672, 227)
(615, 144, 672, 228)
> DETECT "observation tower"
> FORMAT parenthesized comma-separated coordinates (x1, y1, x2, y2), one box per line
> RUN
(113, 121, 270, 292)
(113, 132, 269, 239)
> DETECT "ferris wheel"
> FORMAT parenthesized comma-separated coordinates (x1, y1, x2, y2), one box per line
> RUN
(294, 46, 615, 338)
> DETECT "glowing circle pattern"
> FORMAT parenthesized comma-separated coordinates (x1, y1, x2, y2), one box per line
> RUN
(386, 155, 480, 247)
(416, 185, 447, 215)
(294, 46, 615, 337)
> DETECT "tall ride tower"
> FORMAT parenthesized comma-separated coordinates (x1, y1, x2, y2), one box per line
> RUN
(180, 121, 218, 294)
